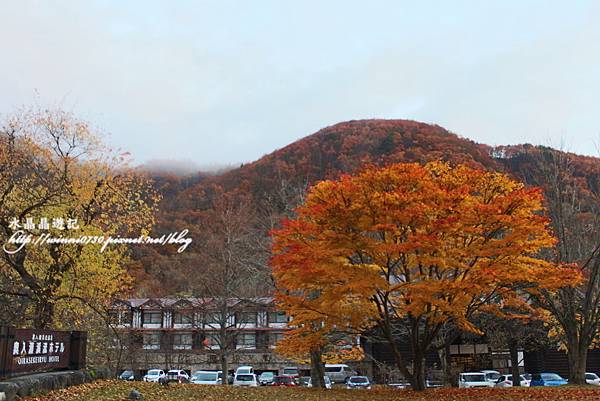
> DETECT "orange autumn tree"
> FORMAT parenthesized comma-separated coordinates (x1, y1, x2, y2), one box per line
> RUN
(271, 162, 580, 391)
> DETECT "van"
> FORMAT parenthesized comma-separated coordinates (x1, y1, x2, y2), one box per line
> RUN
(235, 366, 254, 375)
(458, 372, 494, 388)
(190, 370, 222, 385)
(324, 364, 356, 383)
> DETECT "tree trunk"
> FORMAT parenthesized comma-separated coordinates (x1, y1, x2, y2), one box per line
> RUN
(509, 339, 521, 387)
(411, 354, 426, 391)
(567, 342, 588, 385)
(220, 351, 229, 385)
(438, 342, 455, 387)
(310, 347, 326, 388)
(33, 297, 54, 329)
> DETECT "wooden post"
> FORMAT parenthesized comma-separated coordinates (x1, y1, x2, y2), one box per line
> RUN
(69, 331, 87, 370)
(0, 326, 15, 378)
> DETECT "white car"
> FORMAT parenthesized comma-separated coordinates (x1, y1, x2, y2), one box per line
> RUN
(143, 369, 166, 382)
(191, 370, 222, 385)
(586, 372, 600, 385)
(307, 376, 332, 389)
(480, 370, 501, 383)
(166, 369, 190, 383)
(459, 372, 495, 388)
(495, 374, 530, 387)
(233, 373, 258, 387)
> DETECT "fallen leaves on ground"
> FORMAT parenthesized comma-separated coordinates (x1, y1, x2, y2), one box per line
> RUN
(22, 380, 600, 401)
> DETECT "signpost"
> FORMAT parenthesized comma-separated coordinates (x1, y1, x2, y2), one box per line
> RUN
(0, 326, 87, 378)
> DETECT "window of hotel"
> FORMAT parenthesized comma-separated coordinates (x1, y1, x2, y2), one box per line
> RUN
(142, 312, 162, 325)
(109, 310, 132, 326)
(173, 312, 193, 325)
(237, 332, 256, 348)
(205, 312, 221, 324)
(270, 332, 284, 346)
(142, 333, 161, 349)
(238, 312, 256, 324)
(172, 333, 193, 350)
(206, 333, 220, 348)
(205, 312, 234, 325)
(268, 311, 287, 324)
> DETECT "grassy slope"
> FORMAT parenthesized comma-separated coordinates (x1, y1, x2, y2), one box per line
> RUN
(23, 380, 600, 401)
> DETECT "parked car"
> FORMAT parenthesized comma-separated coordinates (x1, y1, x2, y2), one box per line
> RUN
(480, 370, 501, 383)
(324, 364, 357, 383)
(258, 371, 275, 386)
(143, 369, 166, 382)
(118, 370, 134, 381)
(458, 372, 495, 388)
(233, 373, 258, 387)
(166, 369, 189, 383)
(307, 376, 332, 389)
(190, 371, 222, 385)
(495, 374, 530, 387)
(426, 379, 444, 388)
(388, 380, 411, 389)
(298, 376, 311, 387)
(530, 373, 568, 386)
(235, 366, 254, 375)
(586, 372, 600, 385)
(346, 376, 371, 389)
(270, 375, 297, 387)
(281, 366, 300, 382)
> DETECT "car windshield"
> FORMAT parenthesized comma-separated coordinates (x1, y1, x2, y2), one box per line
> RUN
(542, 373, 563, 381)
(168, 371, 181, 375)
(237, 368, 251, 374)
(260, 372, 274, 378)
(485, 372, 501, 380)
(586, 373, 598, 379)
(193, 372, 217, 381)
(350, 377, 369, 383)
(147, 370, 161, 376)
(121, 371, 133, 376)
(463, 374, 486, 382)
(283, 368, 298, 375)
(236, 374, 254, 381)
(325, 366, 342, 372)
(274, 376, 293, 383)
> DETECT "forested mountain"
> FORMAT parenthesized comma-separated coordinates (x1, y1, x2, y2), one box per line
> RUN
(130, 119, 600, 296)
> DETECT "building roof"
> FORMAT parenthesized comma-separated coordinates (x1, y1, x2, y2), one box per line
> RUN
(113, 297, 275, 309)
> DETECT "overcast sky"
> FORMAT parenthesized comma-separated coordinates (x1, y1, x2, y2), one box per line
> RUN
(1, 1, 599, 166)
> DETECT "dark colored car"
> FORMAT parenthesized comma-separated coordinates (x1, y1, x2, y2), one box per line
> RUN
(346, 376, 371, 389)
(298, 376, 311, 387)
(119, 370, 135, 381)
(530, 373, 568, 386)
(270, 375, 297, 387)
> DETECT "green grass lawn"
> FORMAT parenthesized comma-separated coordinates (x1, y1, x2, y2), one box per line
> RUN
(22, 380, 600, 401)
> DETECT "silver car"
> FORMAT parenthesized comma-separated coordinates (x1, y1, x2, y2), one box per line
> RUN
(495, 374, 530, 387)
(324, 364, 357, 383)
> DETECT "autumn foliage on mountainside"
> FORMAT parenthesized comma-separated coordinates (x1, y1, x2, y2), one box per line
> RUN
(131, 120, 503, 294)
(271, 162, 581, 390)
